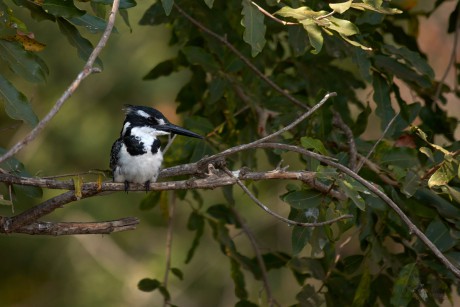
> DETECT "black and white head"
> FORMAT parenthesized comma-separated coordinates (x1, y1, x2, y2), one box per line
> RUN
(121, 105, 203, 139)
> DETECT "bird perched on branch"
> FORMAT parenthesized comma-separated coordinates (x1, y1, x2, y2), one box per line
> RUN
(110, 105, 203, 191)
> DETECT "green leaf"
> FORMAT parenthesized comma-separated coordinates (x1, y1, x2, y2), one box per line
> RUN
(139, 1, 170, 25)
(161, 0, 174, 16)
(283, 190, 324, 210)
(207, 76, 227, 104)
(230, 258, 248, 299)
(303, 23, 323, 54)
(352, 265, 371, 307)
(351, 3, 402, 14)
(92, 0, 137, 9)
(373, 72, 395, 131)
(337, 178, 365, 210)
(327, 16, 359, 36)
(69, 13, 111, 33)
(42, 0, 85, 18)
(275, 6, 326, 20)
(330, 0, 352, 14)
(424, 218, 457, 252)
(241, 0, 266, 57)
(291, 225, 313, 254)
(390, 263, 419, 307)
(300, 136, 329, 155)
(0, 41, 48, 83)
(383, 45, 434, 79)
(119, 9, 132, 31)
(185, 211, 205, 263)
(401, 170, 420, 197)
(143, 59, 178, 80)
(374, 55, 431, 88)
(207, 204, 238, 225)
(296, 284, 324, 306)
(428, 161, 456, 188)
(182, 46, 219, 72)
(351, 47, 372, 82)
(0, 74, 38, 126)
(170, 267, 183, 280)
(57, 18, 102, 67)
(137, 278, 161, 292)
(204, 0, 214, 9)
(288, 25, 309, 56)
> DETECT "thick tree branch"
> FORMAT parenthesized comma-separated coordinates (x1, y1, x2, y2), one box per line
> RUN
(0, 0, 120, 164)
(0, 217, 139, 235)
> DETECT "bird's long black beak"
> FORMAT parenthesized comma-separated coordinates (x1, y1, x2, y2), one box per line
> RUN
(156, 123, 204, 139)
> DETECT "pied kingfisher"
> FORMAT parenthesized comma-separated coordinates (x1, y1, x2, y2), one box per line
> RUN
(110, 105, 203, 191)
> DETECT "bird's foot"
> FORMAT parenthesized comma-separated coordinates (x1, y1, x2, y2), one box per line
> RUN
(124, 180, 129, 193)
(144, 180, 150, 192)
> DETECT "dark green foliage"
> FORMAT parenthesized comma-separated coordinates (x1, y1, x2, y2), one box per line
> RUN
(2, 0, 460, 306)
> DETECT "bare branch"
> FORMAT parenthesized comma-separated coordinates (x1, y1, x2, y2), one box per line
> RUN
(0, 0, 121, 164)
(0, 217, 139, 235)
(332, 111, 358, 171)
(222, 167, 353, 227)
(163, 191, 176, 307)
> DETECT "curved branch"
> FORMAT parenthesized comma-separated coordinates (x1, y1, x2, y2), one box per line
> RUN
(0, 0, 121, 164)
(254, 142, 460, 280)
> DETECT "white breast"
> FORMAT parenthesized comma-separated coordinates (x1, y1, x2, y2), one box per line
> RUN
(114, 144, 163, 184)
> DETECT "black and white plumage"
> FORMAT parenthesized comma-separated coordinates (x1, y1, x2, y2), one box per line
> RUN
(110, 105, 203, 191)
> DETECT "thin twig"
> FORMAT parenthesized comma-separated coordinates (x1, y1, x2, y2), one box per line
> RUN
(355, 112, 399, 173)
(229, 206, 280, 307)
(332, 111, 358, 171)
(163, 134, 177, 155)
(0, 0, 120, 164)
(163, 191, 176, 307)
(255, 142, 460, 279)
(222, 167, 353, 227)
(250, 1, 296, 26)
(173, 3, 309, 110)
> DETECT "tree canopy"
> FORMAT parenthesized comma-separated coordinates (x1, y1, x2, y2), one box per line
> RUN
(1, 0, 460, 306)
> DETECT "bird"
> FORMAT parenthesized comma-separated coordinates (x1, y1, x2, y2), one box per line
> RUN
(110, 105, 203, 191)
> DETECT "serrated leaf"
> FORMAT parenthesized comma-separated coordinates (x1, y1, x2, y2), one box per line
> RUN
(0, 74, 38, 126)
(0, 40, 48, 83)
(390, 263, 419, 307)
(300, 136, 328, 155)
(57, 18, 102, 67)
(428, 161, 456, 188)
(43, 0, 85, 18)
(161, 0, 174, 16)
(138, 278, 161, 292)
(69, 13, 112, 33)
(330, 0, 352, 14)
(241, 0, 266, 57)
(373, 72, 395, 131)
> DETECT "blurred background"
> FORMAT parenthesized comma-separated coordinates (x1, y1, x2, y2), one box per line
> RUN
(0, 0, 459, 306)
